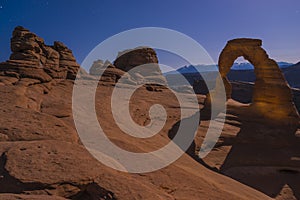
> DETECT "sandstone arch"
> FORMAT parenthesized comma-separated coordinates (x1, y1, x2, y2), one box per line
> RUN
(217, 38, 299, 124)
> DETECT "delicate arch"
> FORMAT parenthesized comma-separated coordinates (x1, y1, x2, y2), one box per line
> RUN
(218, 38, 299, 123)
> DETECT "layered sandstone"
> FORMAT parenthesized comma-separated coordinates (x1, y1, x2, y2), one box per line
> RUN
(0, 26, 83, 82)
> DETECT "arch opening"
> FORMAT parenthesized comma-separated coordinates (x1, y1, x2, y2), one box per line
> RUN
(227, 56, 255, 105)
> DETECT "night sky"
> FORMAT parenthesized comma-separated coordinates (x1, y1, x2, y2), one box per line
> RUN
(0, 0, 299, 68)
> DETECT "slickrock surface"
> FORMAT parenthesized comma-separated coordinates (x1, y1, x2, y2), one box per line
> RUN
(0, 194, 67, 200)
(0, 28, 273, 199)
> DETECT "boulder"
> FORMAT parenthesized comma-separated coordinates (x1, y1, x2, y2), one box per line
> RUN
(114, 47, 159, 72)
(113, 47, 167, 84)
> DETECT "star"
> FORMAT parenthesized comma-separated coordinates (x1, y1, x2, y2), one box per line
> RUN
(0, 6, 2, 9)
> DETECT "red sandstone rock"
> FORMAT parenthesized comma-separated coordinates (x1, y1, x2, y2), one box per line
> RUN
(0, 26, 84, 82)
(0, 29, 277, 200)
(114, 47, 159, 72)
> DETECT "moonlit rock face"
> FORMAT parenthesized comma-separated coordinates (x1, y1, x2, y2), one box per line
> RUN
(218, 38, 299, 125)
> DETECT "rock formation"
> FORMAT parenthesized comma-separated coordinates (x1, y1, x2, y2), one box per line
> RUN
(89, 47, 167, 85)
(113, 47, 167, 85)
(0, 27, 273, 199)
(89, 60, 125, 83)
(194, 38, 300, 199)
(217, 38, 299, 126)
(0, 26, 83, 82)
(114, 47, 159, 72)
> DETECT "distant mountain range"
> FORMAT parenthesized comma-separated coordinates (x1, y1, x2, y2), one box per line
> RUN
(230, 61, 293, 70)
(227, 62, 300, 88)
(164, 64, 218, 75)
(164, 62, 294, 75)
(164, 61, 300, 89)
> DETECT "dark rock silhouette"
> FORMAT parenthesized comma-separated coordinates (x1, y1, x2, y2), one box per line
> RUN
(283, 62, 300, 88)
